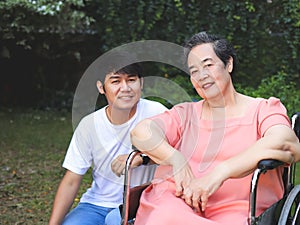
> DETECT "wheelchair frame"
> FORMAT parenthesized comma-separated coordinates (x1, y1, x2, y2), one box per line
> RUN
(121, 150, 147, 225)
(121, 112, 300, 225)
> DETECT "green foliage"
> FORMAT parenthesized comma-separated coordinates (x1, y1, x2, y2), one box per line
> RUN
(0, 0, 299, 109)
(170, 74, 201, 102)
(0, 0, 94, 49)
(236, 71, 300, 116)
(198, 0, 300, 87)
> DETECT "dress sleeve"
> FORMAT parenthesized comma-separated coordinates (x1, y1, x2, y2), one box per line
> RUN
(258, 97, 291, 137)
(149, 103, 185, 147)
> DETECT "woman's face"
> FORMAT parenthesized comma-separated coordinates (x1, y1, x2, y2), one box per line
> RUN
(187, 43, 233, 100)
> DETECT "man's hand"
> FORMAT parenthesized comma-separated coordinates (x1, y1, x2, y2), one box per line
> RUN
(111, 154, 143, 177)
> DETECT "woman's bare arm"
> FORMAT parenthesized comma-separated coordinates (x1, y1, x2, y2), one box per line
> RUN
(185, 124, 300, 211)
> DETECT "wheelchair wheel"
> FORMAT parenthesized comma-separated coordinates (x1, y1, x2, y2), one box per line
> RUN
(278, 184, 300, 225)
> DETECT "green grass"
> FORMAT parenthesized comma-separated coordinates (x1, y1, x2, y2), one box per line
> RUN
(294, 164, 300, 184)
(0, 108, 299, 224)
(0, 108, 91, 224)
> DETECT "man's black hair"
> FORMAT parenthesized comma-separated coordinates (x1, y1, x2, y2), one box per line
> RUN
(102, 62, 143, 92)
(115, 63, 143, 78)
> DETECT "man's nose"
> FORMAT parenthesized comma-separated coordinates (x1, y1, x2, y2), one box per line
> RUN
(120, 80, 131, 91)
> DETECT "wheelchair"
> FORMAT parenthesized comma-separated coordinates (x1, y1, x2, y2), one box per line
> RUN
(120, 112, 300, 225)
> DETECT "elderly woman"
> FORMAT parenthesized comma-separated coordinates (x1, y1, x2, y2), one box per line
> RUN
(130, 32, 300, 225)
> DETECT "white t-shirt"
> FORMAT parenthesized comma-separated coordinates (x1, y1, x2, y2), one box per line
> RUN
(62, 98, 167, 208)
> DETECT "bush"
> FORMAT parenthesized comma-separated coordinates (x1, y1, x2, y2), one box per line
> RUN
(236, 71, 300, 116)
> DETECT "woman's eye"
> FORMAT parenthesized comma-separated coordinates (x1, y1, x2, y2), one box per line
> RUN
(191, 70, 198, 75)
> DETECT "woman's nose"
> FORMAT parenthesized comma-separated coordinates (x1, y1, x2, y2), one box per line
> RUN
(192, 70, 209, 81)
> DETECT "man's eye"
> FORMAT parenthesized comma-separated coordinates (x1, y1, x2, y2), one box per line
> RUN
(111, 80, 120, 84)
(128, 78, 137, 82)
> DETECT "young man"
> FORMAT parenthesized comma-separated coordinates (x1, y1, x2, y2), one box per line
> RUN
(48, 62, 167, 225)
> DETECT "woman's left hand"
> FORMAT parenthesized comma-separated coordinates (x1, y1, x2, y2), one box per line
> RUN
(181, 166, 226, 212)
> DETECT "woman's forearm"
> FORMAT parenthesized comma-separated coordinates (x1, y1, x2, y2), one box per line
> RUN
(218, 125, 298, 180)
(131, 119, 184, 166)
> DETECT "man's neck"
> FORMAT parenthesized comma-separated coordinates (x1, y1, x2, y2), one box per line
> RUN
(105, 106, 137, 125)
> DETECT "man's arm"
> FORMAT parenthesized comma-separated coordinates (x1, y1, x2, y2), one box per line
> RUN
(48, 170, 83, 225)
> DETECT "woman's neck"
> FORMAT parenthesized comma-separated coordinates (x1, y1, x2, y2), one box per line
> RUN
(206, 88, 238, 109)
(203, 92, 253, 120)
(203, 90, 244, 120)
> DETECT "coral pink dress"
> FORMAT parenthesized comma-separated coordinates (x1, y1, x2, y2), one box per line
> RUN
(134, 97, 290, 225)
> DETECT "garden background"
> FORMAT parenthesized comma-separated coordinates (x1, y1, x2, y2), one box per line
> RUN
(0, 1, 299, 224)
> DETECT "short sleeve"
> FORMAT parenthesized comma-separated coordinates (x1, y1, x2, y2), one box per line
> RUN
(258, 97, 291, 137)
(149, 104, 185, 147)
(62, 117, 93, 175)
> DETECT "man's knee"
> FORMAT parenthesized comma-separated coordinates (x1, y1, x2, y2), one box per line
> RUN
(105, 208, 121, 225)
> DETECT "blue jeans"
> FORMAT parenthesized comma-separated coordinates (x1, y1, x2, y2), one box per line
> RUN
(62, 202, 121, 225)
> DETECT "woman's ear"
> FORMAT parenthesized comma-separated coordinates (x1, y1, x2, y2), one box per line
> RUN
(96, 81, 105, 94)
(227, 57, 233, 73)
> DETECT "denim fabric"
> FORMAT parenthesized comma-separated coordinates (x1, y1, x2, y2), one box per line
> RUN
(105, 207, 122, 225)
(62, 203, 121, 225)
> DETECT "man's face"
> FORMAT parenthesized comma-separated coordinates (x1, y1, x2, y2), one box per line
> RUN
(98, 73, 143, 112)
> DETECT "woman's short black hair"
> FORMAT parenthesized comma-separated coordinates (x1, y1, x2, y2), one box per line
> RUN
(184, 31, 238, 77)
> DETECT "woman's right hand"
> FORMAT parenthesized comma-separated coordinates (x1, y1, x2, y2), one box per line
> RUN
(169, 151, 195, 198)
(173, 158, 227, 213)
(182, 169, 225, 212)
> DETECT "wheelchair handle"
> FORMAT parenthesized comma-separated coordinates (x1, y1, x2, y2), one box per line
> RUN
(291, 112, 300, 140)
(257, 159, 284, 173)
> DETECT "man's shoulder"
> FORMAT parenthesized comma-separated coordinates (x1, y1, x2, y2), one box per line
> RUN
(139, 98, 155, 104)
(137, 98, 167, 116)
(139, 98, 166, 107)
(76, 107, 106, 127)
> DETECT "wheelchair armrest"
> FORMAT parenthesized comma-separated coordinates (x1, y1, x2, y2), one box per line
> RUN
(250, 159, 285, 223)
(257, 159, 284, 172)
